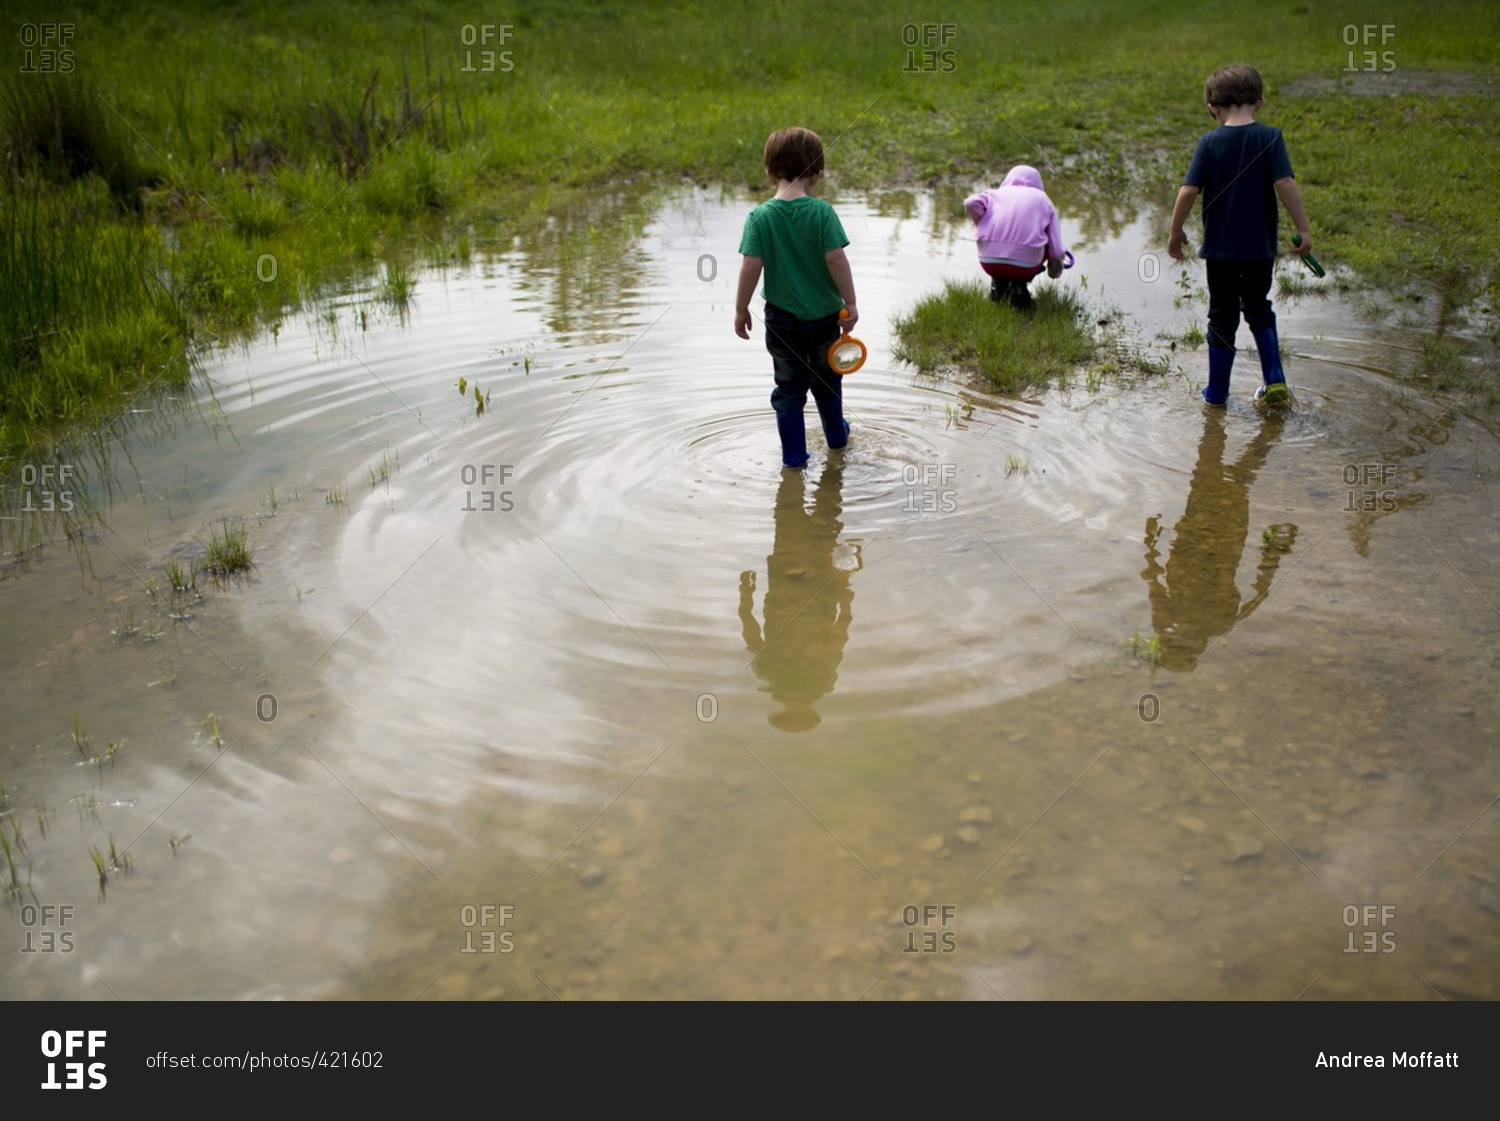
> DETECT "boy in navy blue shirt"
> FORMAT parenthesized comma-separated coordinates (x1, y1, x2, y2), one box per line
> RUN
(1168, 65, 1312, 405)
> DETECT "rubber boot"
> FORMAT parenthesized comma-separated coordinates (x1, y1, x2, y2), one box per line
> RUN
(776, 410, 809, 469)
(815, 394, 849, 450)
(989, 276, 1009, 304)
(1250, 325, 1290, 403)
(1203, 346, 1233, 406)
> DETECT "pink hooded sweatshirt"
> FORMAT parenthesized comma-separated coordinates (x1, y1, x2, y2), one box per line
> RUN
(964, 166, 1067, 267)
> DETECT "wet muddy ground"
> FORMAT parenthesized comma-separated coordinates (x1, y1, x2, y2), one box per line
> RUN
(2, 186, 1496, 999)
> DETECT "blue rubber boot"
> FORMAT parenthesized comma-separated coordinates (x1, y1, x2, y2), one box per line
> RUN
(1250, 325, 1290, 404)
(815, 395, 849, 450)
(1203, 346, 1233, 406)
(776, 411, 809, 469)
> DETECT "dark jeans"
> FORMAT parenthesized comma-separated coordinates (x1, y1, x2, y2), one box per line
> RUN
(1206, 258, 1276, 350)
(763, 302, 843, 415)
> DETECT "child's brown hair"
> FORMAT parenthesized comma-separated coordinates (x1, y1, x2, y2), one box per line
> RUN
(763, 126, 824, 183)
(1204, 64, 1263, 108)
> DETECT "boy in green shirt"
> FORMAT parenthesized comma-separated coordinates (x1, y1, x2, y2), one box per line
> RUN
(735, 127, 858, 469)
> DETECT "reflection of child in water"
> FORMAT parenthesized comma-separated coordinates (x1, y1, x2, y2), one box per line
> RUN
(1141, 411, 1293, 671)
(964, 165, 1069, 311)
(739, 460, 856, 731)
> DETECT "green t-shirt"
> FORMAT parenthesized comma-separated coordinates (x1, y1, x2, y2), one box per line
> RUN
(738, 196, 849, 320)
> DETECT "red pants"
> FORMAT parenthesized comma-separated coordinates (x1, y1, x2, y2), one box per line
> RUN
(980, 260, 1045, 282)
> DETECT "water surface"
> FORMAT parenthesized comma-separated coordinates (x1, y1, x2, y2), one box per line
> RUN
(2, 186, 1496, 1000)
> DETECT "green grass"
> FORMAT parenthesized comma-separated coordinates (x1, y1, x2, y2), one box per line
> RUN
(368, 446, 399, 486)
(0, 0, 1495, 446)
(202, 516, 254, 577)
(892, 279, 1100, 393)
(1129, 628, 1163, 666)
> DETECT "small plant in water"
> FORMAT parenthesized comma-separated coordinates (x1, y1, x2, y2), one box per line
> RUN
(169, 833, 192, 856)
(1129, 628, 1163, 666)
(110, 604, 140, 640)
(204, 517, 254, 577)
(326, 477, 348, 506)
(1005, 454, 1031, 478)
(368, 447, 399, 487)
(71, 713, 93, 760)
(164, 556, 190, 591)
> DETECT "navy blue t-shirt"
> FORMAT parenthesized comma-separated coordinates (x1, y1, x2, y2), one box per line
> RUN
(1184, 121, 1295, 260)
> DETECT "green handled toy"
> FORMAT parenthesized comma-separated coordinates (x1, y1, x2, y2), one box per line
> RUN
(1292, 234, 1325, 278)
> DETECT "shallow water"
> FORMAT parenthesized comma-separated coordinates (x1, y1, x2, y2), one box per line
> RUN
(2, 186, 1496, 1000)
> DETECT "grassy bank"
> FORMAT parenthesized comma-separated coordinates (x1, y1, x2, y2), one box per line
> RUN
(2, 0, 1496, 453)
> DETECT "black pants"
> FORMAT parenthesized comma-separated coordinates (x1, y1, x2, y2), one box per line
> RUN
(762, 302, 843, 415)
(1206, 258, 1275, 351)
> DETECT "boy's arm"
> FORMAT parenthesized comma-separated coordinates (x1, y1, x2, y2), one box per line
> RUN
(824, 247, 857, 330)
(734, 256, 763, 339)
(1274, 177, 1312, 255)
(1167, 186, 1198, 260)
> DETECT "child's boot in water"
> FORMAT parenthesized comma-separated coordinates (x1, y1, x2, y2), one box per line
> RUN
(777, 410, 809, 469)
(815, 396, 849, 450)
(1250, 325, 1290, 404)
(1203, 346, 1233, 406)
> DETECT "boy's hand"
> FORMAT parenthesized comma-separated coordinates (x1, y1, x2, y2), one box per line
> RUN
(1167, 231, 1188, 261)
(734, 309, 752, 339)
(839, 304, 858, 333)
(1047, 258, 1064, 280)
(1292, 230, 1313, 257)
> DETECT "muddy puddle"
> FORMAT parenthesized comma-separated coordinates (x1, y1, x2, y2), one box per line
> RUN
(2, 186, 1496, 1000)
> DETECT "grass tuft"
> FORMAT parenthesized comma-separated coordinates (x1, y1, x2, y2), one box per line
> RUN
(203, 516, 254, 577)
(892, 279, 1099, 394)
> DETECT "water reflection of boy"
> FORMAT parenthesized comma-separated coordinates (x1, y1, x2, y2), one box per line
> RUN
(1140, 412, 1293, 671)
(739, 460, 855, 731)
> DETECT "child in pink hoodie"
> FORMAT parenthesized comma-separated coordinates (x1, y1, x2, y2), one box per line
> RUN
(964, 165, 1068, 311)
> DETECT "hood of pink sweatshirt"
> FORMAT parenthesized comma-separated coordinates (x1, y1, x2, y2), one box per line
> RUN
(1001, 165, 1044, 190)
(964, 165, 1065, 265)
